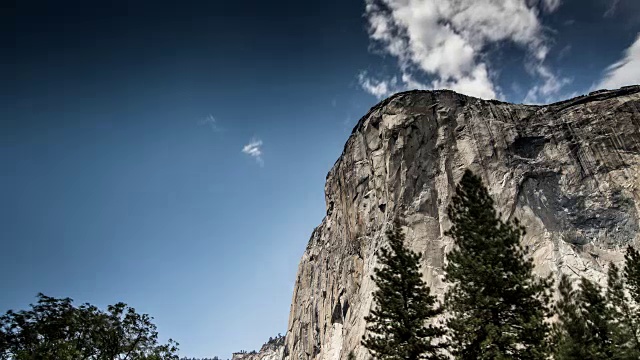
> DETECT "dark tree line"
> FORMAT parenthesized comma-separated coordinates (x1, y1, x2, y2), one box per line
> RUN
(0, 296, 284, 360)
(0, 294, 179, 360)
(362, 169, 640, 360)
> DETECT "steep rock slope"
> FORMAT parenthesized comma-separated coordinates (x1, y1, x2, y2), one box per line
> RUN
(283, 86, 640, 360)
(232, 339, 285, 360)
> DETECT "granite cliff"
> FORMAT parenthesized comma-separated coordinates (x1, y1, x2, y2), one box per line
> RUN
(250, 86, 640, 360)
(232, 336, 285, 360)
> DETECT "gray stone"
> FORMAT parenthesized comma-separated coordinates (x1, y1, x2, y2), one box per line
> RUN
(260, 86, 640, 360)
(232, 338, 285, 360)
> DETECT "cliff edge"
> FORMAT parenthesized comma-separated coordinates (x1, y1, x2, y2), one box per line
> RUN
(283, 86, 640, 360)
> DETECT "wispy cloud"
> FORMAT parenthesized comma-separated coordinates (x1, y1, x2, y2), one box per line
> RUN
(198, 114, 222, 132)
(359, 0, 569, 102)
(358, 72, 399, 99)
(541, 0, 562, 12)
(596, 33, 640, 89)
(242, 138, 264, 166)
(604, 0, 620, 17)
(524, 64, 572, 104)
(557, 44, 572, 60)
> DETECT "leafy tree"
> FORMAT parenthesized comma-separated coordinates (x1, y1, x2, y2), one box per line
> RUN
(362, 218, 447, 360)
(444, 170, 552, 359)
(0, 293, 179, 360)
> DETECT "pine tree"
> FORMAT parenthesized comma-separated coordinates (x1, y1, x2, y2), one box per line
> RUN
(606, 264, 637, 359)
(553, 275, 587, 359)
(362, 218, 447, 360)
(444, 170, 552, 359)
(554, 275, 618, 359)
(576, 277, 614, 358)
(623, 246, 640, 355)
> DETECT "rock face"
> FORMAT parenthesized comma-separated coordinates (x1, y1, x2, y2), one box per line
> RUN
(283, 86, 640, 360)
(232, 337, 285, 360)
(232, 347, 283, 360)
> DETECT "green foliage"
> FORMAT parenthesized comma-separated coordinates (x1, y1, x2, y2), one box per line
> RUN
(0, 293, 179, 360)
(553, 275, 623, 359)
(624, 246, 640, 353)
(607, 263, 638, 359)
(444, 170, 552, 359)
(553, 247, 640, 360)
(569, 277, 614, 359)
(362, 218, 447, 360)
(553, 275, 587, 359)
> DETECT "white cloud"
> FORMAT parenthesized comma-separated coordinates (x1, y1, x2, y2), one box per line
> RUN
(357, 72, 399, 99)
(361, 0, 567, 101)
(199, 114, 221, 132)
(242, 138, 264, 166)
(596, 33, 640, 90)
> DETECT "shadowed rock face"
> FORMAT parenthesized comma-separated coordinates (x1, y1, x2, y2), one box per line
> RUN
(281, 86, 640, 360)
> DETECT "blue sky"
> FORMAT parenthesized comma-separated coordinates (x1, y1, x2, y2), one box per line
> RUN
(2, 0, 640, 358)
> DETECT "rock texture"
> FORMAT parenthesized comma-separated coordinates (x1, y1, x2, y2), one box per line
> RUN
(283, 86, 640, 360)
(232, 337, 285, 360)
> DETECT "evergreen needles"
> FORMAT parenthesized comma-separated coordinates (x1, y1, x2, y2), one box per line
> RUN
(362, 169, 640, 360)
(443, 170, 552, 360)
(362, 218, 447, 360)
(554, 247, 640, 359)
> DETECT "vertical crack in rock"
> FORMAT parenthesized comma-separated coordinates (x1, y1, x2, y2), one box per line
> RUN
(275, 86, 640, 360)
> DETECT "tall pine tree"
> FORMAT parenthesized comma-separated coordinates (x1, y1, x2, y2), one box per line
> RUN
(553, 272, 632, 359)
(444, 170, 552, 359)
(606, 263, 639, 360)
(623, 246, 640, 355)
(553, 247, 640, 360)
(553, 275, 589, 359)
(362, 218, 447, 360)
(606, 264, 632, 359)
